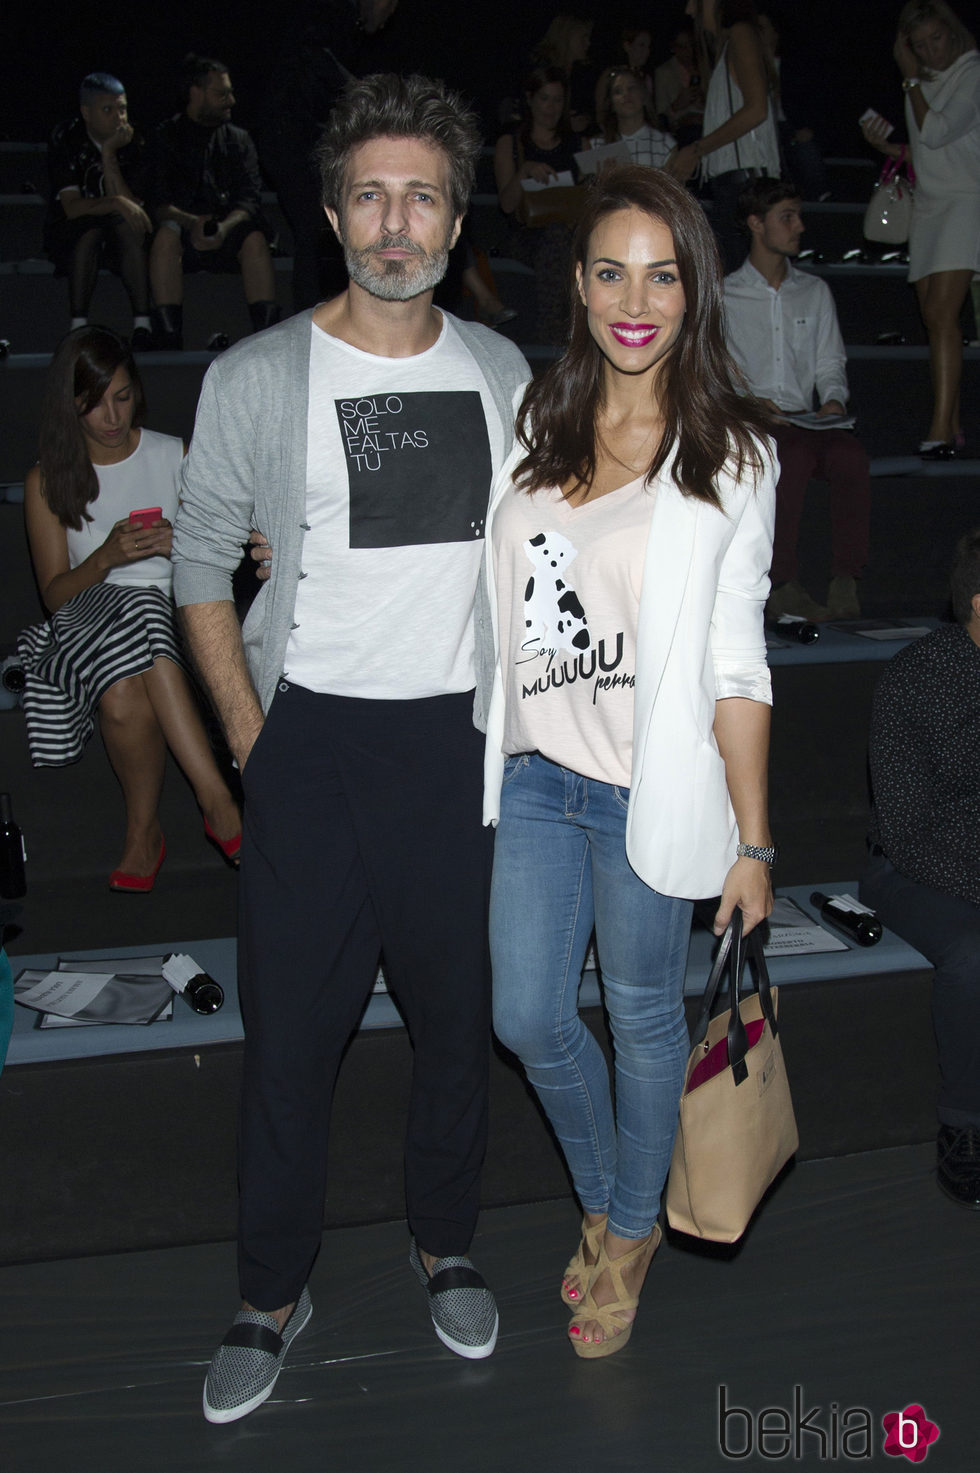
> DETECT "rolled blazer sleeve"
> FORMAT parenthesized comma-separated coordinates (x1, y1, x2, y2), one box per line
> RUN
(710, 444, 777, 704)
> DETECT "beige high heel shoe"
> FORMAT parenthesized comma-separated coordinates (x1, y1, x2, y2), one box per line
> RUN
(560, 1213, 607, 1307)
(568, 1223, 662, 1359)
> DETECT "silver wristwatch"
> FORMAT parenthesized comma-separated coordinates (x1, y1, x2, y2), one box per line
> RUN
(736, 843, 778, 865)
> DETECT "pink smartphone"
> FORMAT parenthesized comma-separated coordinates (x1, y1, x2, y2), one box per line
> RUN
(129, 506, 162, 530)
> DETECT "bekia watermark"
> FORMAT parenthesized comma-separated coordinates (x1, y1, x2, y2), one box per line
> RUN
(718, 1385, 940, 1461)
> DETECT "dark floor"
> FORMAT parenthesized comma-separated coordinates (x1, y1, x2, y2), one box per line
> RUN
(0, 1144, 971, 1473)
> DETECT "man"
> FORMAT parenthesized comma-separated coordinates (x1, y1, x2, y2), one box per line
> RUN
(44, 73, 153, 345)
(723, 177, 871, 623)
(172, 73, 528, 1424)
(147, 54, 279, 349)
(861, 529, 980, 1209)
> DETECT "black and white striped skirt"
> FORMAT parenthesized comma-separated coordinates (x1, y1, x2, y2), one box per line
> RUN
(17, 583, 189, 767)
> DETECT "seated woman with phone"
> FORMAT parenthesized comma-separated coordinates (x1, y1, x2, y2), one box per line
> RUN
(20, 325, 241, 891)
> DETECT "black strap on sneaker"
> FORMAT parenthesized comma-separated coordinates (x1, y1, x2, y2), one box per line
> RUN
(221, 1322, 284, 1355)
(428, 1265, 487, 1295)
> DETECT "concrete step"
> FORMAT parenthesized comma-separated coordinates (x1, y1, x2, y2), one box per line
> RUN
(0, 190, 293, 263)
(0, 257, 296, 356)
(0, 142, 45, 195)
(802, 261, 979, 344)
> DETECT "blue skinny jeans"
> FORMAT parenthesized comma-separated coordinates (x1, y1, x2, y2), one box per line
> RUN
(490, 753, 692, 1238)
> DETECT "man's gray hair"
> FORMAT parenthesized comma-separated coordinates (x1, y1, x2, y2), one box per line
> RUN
(317, 73, 482, 222)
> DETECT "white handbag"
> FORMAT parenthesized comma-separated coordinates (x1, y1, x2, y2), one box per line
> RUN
(863, 150, 915, 245)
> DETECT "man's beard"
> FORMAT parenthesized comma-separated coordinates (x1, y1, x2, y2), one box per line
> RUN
(343, 233, 450, 302)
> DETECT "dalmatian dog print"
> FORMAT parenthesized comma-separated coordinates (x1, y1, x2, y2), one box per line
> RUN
(522, 530, 592, 655)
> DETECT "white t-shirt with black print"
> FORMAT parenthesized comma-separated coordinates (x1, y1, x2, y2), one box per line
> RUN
(284, 313, 501, 699)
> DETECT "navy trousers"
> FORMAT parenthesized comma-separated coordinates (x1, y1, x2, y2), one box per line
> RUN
(861, 852, 980, 1129)
(236, 681, 493, 1308)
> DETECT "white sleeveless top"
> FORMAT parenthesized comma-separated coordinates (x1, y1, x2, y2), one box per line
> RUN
(66, 429, 183, 591)
(701, 41, 779, 180)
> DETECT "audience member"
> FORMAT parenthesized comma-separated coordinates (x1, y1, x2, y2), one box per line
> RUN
(615, 22, 656, 102)
(861, 528, 980, 1209)
(18, 327, 241, 890)
(147, 54, 279, 350)
(494, 66, 582, 342)
(593, 68, 676, 167)
(668, 0, 779, 272)
(44, 73, 153, 347)
(653, 20, 706, 146)
(723, 177, 870, 622)
(861, 0, 980, 458)
(757, 9, 830, 200)
(259, 0, 400, 311)
(534, 14, 598, 134)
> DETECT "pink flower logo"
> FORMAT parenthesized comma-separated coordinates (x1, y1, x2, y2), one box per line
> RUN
(882, 1404, 940, 1462)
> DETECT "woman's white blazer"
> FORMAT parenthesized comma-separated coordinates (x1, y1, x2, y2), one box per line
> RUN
(482, 439, 776, 900)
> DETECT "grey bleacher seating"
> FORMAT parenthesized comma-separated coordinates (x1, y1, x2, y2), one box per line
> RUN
(843, 346, 980, 457)
(0, 194, 45, 261)
(0, 140, 45, 194)
(815, 157, 878, 203)
(0, 256, 295, 357)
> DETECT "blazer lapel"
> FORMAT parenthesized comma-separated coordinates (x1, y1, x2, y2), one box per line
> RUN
(633, 481, 700, 741)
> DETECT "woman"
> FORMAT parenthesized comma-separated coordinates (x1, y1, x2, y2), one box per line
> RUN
(609, 23, 655, 107)
(861, 1, 980, 457)
(654, 21, 706, 147)
(667, 0, 779, 271)
(20, 326, 241, 890)
(494, 67, 583, 342)
(534, 13, 596, 134)
(593, 67, 676, 168)
(483, 165, 776, 1357)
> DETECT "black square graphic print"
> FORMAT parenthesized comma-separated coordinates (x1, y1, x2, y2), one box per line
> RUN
(336, 391, 492, 548)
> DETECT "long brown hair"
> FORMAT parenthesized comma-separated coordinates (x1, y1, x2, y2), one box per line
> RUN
(516, 65, 574, 152)
(596, 67, 653, 143)
(514, 165, 773, 507)
(38, 326, 145, 530)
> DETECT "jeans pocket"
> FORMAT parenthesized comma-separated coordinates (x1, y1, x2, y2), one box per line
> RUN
(612, 785, 631, 812)
(502, 752, 530, 785)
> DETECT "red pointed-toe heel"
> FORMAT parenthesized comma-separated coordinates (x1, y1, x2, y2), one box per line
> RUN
(109, 837, 166, 893)
(204, 818, 242, 867)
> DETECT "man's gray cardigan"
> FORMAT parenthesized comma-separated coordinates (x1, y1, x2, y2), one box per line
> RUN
(172, 308, 529, 730)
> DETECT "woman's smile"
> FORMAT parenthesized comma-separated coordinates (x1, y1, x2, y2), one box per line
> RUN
(609, 323, 661, 347)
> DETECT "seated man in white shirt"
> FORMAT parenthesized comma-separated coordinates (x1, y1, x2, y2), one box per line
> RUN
(723, 177, 871, 622)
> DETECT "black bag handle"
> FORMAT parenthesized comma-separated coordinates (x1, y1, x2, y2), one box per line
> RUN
(690, 910, 778, 1086)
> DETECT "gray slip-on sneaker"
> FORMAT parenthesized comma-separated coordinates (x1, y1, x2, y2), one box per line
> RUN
(203, 1285, 312, 1423)
(409, 1238, 498, 1359)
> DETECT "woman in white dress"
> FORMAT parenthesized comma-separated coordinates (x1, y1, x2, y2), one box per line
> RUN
(862, 1, 980, 457)
(20, 327, 242, 889)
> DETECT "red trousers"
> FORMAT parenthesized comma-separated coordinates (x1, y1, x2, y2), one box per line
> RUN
(770, 425, 871, 585)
